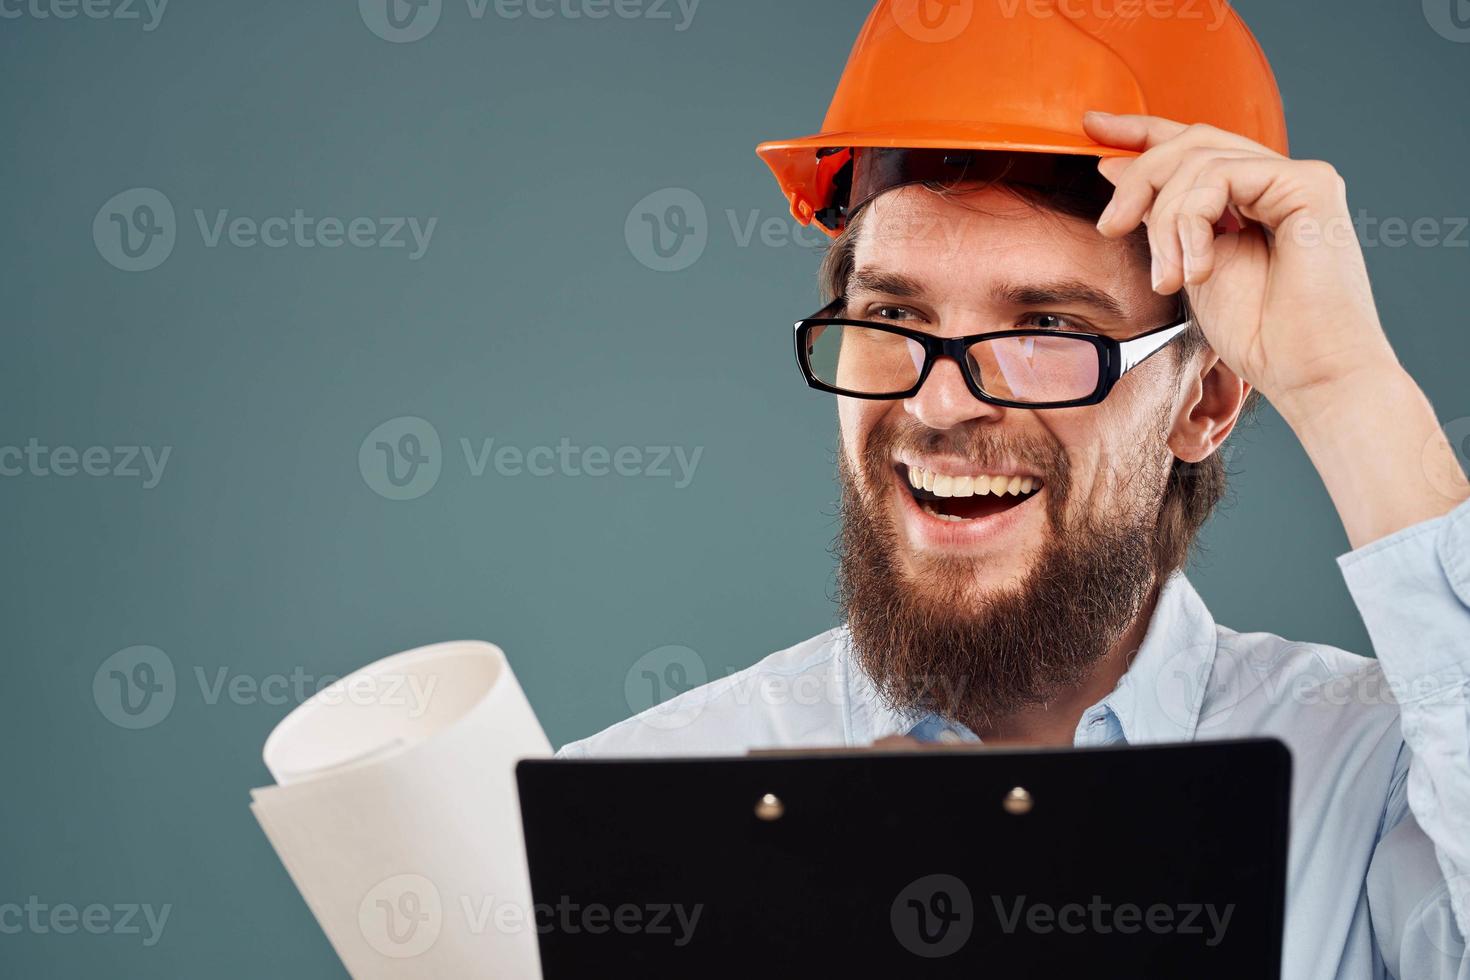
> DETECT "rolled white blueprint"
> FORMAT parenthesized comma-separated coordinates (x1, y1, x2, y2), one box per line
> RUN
(250, 640, 551, 979)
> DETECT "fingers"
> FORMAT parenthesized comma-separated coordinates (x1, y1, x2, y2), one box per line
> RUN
(1088, 112, 1351, 294)
(1141, 157, 1340, 294)
(1083, 111, 1189, 151)
(1084, 111, 1278, 157)
(1096, 156, 1134, 186)
(1091, 114, 1286, 280)
(1098, 146, 1258, 292)
(1088, 112, 1331, 296)
(1178, 212, 1219, 288)
(1147, 154, 1256, 293)
(1097, 144, 1267, 239)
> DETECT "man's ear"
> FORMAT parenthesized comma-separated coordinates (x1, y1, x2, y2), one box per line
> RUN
(1168, 352, 1250, 464)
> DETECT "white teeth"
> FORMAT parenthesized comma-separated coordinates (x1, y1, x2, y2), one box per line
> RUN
(905, 465, 1041, 499)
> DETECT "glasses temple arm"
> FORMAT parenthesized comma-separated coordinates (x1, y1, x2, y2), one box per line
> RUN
(1116, 320, 1193, 375)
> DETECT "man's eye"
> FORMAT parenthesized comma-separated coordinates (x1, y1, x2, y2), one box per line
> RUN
(874, 306, 914, 321)
(1020, 313, 1081, 331)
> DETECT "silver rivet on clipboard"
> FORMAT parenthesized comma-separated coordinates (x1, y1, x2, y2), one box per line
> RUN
(754, 793, 785, 821)
(1003, 786, 1033, 815)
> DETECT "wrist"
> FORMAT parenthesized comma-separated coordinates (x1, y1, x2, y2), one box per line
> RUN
(1269, 355, 1407, 435)
(1272, 362, 1467, 548)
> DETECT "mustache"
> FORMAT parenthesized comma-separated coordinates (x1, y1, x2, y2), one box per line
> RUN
(860, 417, 1066, 474)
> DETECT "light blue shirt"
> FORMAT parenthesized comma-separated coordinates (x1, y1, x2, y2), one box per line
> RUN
(560, 498, 1470, 979)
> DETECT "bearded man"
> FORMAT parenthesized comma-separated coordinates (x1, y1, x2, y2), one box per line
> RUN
(559, 3, 1470, 976)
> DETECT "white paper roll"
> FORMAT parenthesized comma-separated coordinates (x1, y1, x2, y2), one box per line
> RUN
(251, 640, 551, 979)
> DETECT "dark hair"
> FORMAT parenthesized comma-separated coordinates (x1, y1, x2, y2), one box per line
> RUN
(818, 168, 1253, 576)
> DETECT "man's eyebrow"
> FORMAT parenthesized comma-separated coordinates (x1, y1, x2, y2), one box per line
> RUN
(992, 280, 1128, 319)
(848, 270, 1130, 319)
(846, 268, 926, 299)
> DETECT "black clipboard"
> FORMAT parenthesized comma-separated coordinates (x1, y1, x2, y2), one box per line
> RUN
(518, 738, 1290, 978)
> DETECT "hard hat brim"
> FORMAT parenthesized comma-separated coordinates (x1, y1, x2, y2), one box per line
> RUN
(757, 125, 1140, 158)
(757, 124, 1137, 233)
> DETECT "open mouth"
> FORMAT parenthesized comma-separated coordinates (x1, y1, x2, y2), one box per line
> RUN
(899, 463, 1043, 523)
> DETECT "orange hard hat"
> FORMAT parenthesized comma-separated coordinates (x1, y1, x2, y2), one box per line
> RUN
(756, 0, 1288, 235)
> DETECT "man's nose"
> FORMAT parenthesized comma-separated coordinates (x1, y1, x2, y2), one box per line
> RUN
(903, 356, 1005, 430)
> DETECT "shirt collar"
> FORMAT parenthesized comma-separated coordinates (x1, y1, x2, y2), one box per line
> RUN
(1099, 571, 1220, 744)
(836, 628, 926, 745)
(839, 571, 1220, 747)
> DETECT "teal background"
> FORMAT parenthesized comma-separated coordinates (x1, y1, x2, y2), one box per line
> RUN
(3, 0, 1468, 975)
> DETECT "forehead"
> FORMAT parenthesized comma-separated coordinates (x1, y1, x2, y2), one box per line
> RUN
(850, 184, 1158, 314)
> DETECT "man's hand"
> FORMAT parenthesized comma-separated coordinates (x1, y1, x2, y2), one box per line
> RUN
(1084, 111, 1468, 548)
(1085, 111, 1395, 410)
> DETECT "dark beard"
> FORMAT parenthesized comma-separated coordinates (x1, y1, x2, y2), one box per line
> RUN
(837, 419, 1167, 736)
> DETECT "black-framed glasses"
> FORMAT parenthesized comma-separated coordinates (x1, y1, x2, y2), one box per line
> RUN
(794, 302, 1192, 409)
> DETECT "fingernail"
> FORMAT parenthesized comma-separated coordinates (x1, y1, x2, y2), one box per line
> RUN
(1181, 244, 1195, 283)
(1150, 253, 1163, 292)
(1096, 199, 1116, 229)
